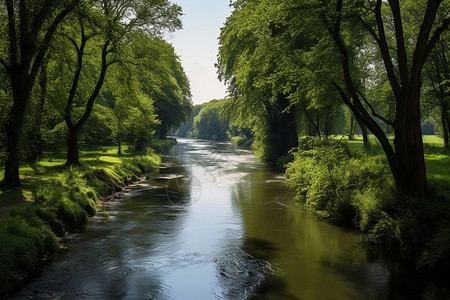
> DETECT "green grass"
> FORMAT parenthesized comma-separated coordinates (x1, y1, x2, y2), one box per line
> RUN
(333, 135, 449, 197)
(0, 145, 158, 214)
(359, 136, 447, 194)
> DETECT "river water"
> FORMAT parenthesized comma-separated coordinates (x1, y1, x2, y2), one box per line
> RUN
(13, 138, 450, 299)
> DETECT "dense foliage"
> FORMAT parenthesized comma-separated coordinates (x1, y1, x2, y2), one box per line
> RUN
(0, 0, 192, 185)
(218, 0, 449, 197)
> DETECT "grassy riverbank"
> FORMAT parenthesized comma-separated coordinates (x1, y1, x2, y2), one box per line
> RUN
(285, 135, 450, 270)
(0, 142, 173, 296)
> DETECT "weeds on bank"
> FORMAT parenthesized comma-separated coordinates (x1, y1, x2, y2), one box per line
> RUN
(285, 136, 450, 269)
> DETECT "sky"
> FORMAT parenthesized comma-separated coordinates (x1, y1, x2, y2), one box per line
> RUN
(169, 0, 232, 105)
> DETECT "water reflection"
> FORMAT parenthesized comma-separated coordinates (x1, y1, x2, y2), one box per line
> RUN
(13, 138, 450, 299)
(232, 167, 450, 300)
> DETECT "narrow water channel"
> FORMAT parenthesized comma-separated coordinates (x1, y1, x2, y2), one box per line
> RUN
(13, 138, 450, 299)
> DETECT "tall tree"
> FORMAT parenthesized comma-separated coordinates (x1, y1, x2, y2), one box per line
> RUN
(322, 0, 449, 197)
(218, 0, 299, 161)
(60, 0, 182, 165)
(0, 0, 79, 187)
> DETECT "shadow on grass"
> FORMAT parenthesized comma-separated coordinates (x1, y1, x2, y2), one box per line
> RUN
(0, 146, 138, 216)
(0, 186, 26, 218)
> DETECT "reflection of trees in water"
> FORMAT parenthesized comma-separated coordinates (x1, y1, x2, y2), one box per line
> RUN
(230, 167, 450, 299)
(232, 170, 297, 299)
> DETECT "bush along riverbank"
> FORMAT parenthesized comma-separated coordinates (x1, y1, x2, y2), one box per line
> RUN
(0, 151, 161, 297)
(285, 137, 450, 272)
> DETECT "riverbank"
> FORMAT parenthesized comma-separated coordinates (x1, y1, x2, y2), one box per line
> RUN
(0, 143, 174, 297)
(285, 136, 450, 271)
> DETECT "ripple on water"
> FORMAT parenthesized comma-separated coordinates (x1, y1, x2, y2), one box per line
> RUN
(215, 249, 277, 300)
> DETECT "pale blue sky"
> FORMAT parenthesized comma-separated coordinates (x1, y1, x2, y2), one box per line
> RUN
(170, 0, 232, 104)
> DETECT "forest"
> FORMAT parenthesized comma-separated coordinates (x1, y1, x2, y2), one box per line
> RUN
(1, 0, 450, 297)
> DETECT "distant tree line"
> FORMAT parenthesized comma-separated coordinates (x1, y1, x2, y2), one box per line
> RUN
(0, 0, 192, 187)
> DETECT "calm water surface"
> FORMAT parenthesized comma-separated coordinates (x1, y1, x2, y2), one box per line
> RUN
(13, 138, 450, 299)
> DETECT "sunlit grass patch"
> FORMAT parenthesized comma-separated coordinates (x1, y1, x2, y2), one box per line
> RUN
(101, 155, 122, 162)
(423, 135, 444, 147)
(425, 150, 450, 198)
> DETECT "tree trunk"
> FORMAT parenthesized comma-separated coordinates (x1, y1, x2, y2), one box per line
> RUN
(264, 96, 299, 161)
(355, 115, 369, 147)
(348, 113, 355, 140)
(1, 74, 31, 187)
(66, 127, 81, 166)
(302, 103, 321, 138)
(26, 61, 48, 161)
(441, 100, 449, 148)
(64, 37, 110, 166)
(287, 105, 299, 149)
(118, 137, 122, 155)
(393, 85, 428, 196)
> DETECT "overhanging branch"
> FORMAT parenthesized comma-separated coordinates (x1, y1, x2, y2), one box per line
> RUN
(355, 88, 394, 127)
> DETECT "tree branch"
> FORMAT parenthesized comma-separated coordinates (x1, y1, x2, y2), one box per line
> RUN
(19, 0, 32, 60)
(372, 0, 402, 102)
(425, 16, 450, 60)
(5, 0, 18, 67)
(389, 0, 409, 88)
(30, 0, 80, 83)
(63, 34, 81, 54)
(358, 2, 402, 102)
(0, 57, 10, 72)
(301, 102, 321, 138)
(107, 59, 121, 67)
(31, 0, 53, 40)
(76, 40, 111, 128)
(65, 34, 87, 129)
(355, 88, 394, 127)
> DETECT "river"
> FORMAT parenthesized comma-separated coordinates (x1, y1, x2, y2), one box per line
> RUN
(12, 138, 450, 299)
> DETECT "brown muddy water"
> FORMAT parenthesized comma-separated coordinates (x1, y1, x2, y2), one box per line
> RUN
(12, 138, 450, 299)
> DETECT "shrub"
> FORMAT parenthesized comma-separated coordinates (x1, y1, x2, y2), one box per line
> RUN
(286, 137, 385, 224)
(362, 213, 400, 247)
(149, 138, 177, 154)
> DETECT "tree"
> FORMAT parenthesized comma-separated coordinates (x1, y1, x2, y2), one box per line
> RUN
(0, 0, 79, 187)
(59, 0, 182, 165)
(193, 100, 230, 140)
(133, 35, 192, 139)
(218, 0, 299, 162)
(321, 0, 449, 197)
